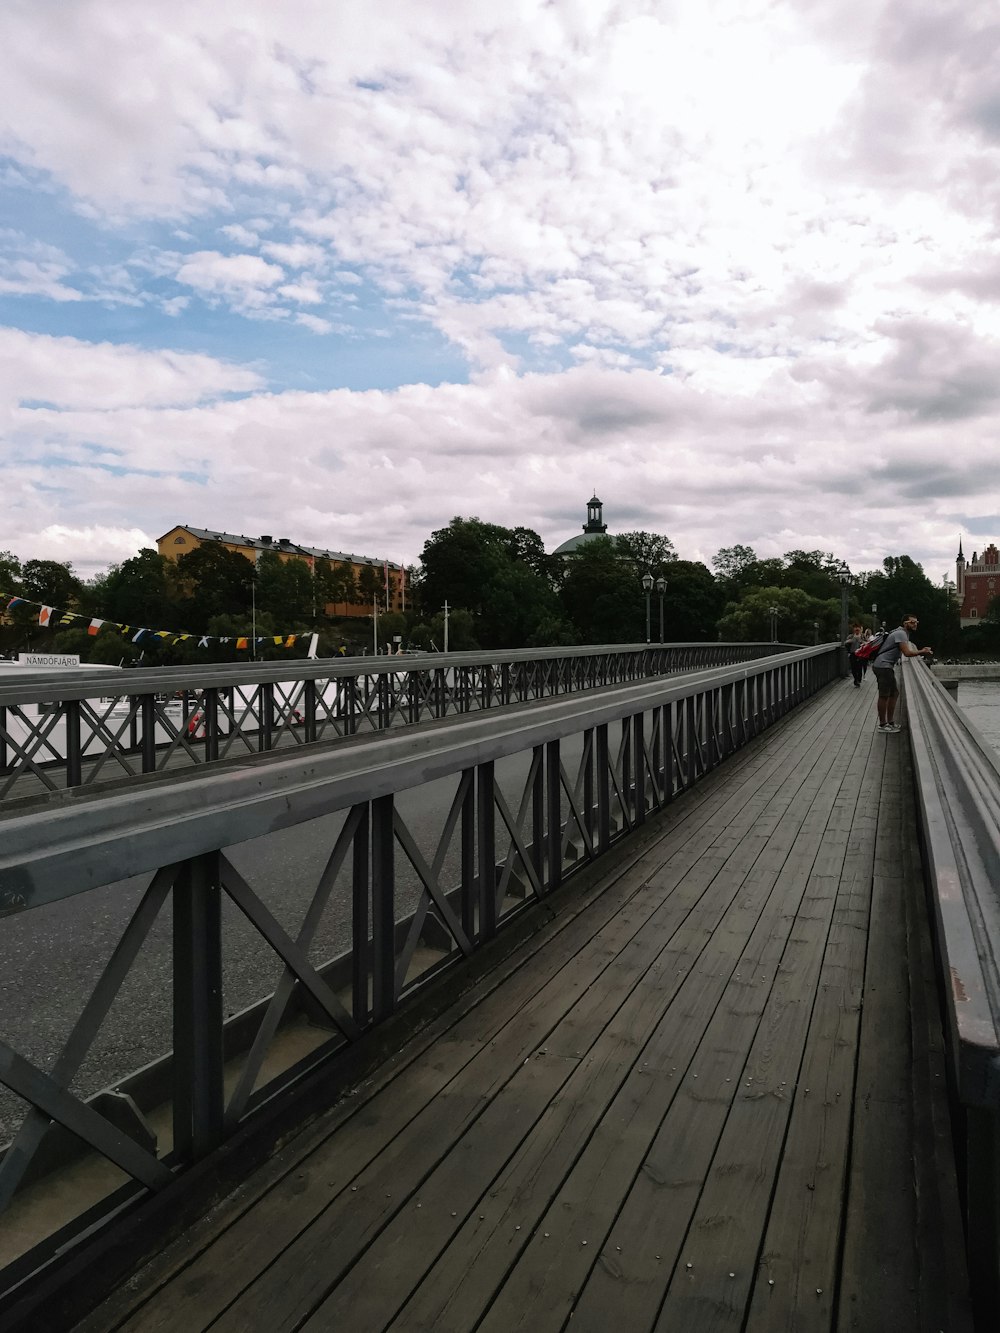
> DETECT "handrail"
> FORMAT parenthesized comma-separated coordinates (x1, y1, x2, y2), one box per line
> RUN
(904, 656, 1000, 1317)
(0, 641, 791, 800)
(1, 645, 834, 913)
(904, 659, 1000, 1106)
(0, 641, 788, 706)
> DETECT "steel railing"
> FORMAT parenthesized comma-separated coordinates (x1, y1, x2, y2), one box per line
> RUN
(0, 643, 788, 801)
(904, 658, 1000, 1320)
(0, 643, 838, 1321)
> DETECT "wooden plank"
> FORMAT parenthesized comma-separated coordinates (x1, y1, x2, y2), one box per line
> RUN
(741, 725, 881, 1330)
(569, 718, 871, 1332)
(462, 705, 864, 1333)
(836, 727, 920, 1331)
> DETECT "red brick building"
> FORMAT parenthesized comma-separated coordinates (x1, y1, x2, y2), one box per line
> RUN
(955, 539, 1000, 626)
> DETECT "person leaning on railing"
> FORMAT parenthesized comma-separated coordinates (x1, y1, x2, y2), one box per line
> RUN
(872, 613, 933, 733)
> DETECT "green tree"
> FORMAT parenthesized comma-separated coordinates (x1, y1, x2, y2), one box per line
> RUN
(416, 517, 560, 648)
(560, 537, 644, 643)
(857, 555, 959, 652)
(19, 558, 83, 608)
(717, 586, 834, 643)
(257, 551, 313, 623)
(91, 549, 172, 627)
(614, 531, 678, 576)
(173, 542, 255, 631)
(657, 561, 724, 641)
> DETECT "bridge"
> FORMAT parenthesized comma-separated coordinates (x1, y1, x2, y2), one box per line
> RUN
(0, 644, 996, 1330)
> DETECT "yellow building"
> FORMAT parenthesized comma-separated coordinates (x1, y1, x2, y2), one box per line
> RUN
(156, 526, 404, 618)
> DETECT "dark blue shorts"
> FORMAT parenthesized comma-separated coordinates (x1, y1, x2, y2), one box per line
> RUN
(873, 666, 898, 698)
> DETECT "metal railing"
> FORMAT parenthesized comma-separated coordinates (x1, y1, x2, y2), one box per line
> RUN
(904, 659, 1000, 1320)
(0, 642, 784, 801)
(0, 644, 838, 1319)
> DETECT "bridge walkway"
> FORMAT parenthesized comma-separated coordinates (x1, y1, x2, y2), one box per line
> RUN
(77, 677, 972, 1332)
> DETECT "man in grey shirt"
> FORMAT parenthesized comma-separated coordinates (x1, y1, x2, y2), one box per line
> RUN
(872, 614, 933, 732)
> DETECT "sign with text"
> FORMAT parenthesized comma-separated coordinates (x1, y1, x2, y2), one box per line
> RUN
(20, 653, 82, 668)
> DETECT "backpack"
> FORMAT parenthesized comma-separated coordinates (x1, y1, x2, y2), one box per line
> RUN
(853, 631, 888, 662)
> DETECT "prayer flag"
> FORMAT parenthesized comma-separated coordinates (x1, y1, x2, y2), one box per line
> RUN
(236, 636, 248, 650)
(88, 618, 104, 636)
(198, 636, 210, 648)
(38, 606, 53, 627)
(7, 596, 25, 609)
(285, 634, 297, 647)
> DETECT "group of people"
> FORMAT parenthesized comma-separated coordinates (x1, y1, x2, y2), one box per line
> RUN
(845, 615, 933, 734)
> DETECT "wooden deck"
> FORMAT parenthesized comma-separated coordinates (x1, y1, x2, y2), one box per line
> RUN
(77, 678, 972, 1332)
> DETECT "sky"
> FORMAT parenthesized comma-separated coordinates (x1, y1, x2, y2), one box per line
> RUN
(2, 0, 999, 585)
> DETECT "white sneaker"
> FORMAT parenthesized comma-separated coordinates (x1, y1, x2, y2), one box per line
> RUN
(877, 724, 892, 733)
(884, 723, 903, 732)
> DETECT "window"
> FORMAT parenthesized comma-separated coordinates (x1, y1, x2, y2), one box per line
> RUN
(174, 536, 186, 545)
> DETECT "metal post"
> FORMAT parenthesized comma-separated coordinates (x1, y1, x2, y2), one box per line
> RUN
(656, 576, 666, 643)
(371, 794, 395, 1019)
(173, 853, 224, 1159)
(641, 572, 653, 645)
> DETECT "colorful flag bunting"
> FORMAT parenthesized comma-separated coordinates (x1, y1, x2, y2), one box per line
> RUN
(1, 590, 307, 652)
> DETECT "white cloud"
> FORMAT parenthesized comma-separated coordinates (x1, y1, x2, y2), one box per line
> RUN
(175, 251, 285, 309)
(1, 0, 999, 577)
(0, 326, 264, 411)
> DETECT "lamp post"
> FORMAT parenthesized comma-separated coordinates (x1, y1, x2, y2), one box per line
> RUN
(655, 576, 666, 643)
(813, 620, 820, 645)
(768, 604, 780, 643)
(641, 572, 654, 644)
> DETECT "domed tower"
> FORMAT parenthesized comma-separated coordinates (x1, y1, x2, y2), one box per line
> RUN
(583, 494, 608, 537)
(553, 494, 612, 557)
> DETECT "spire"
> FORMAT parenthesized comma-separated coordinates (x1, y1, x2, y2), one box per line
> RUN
(957, 536, 965, 563)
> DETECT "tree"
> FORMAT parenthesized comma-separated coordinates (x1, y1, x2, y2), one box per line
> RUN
(857, 555, 959, 653)
(0, 550, 22, 594)
(91, 549, 172, 627)
(257, 551, 313, 623)
(781, 550, 851, 602)
(657, 562, 724, 641)
(614, 531, 678, 576)
(560, 537, 644, 644)
(416, 517, 560, 648)
(315, 559, 356, 611)
(711, 544, 758, 585)
(717, 586, 836, 644)
(19, 558, 83, 608)
(173, 542, 255, 631)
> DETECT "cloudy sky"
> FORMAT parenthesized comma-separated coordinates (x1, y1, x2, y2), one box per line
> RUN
(2, 0, 999, 583)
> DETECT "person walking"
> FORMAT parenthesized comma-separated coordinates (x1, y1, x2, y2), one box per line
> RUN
(844, 623, 865, 687)
(872, 613, 933, 732)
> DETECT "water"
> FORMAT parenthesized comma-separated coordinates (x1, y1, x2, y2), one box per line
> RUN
(956, 681, 1000, 760)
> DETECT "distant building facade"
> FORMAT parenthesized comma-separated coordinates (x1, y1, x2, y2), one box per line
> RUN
(552, 495, 613, 557)
(955, 538, 1000, 626)
(156, 526, 404, 618)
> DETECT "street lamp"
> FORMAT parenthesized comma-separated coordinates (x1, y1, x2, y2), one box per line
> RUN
(768, 604, 780, 643)
(641, 572, 654, 644)
(655, 576, 667, 643)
